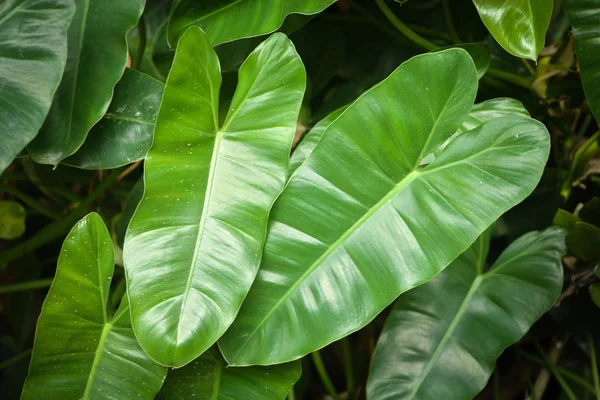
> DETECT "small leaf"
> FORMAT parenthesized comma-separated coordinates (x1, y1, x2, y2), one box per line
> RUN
(64, 70, 164, 169)
(0, 201, 26, 240)
(553, 209, 580, 230)
(167, 0, 336, 46)
(158, 348, 301, 399)
(473, 0, 553, 60)
(0, 0, 74, 174)
(367, 227, 566, 399)
(22, 213, 167, 399)
(124, 28, 306, 367)
(28, 0, 145, 165)
(566, 221, 600, 261)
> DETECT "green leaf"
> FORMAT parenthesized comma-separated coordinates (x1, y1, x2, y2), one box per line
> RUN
(553, 209, 580, 230)
(433, 43, 490, 79)
(124, 27, 306, 367)
(580, 197, 600, 227)
(63, 70, 165, 169)
(366, 227, 566, 400)
(472, 0, 553, 60)
(289, 106, 347, 176)
(158, 348, 301, 399)
(0, 201, 26, 240)
(590, 284, 600, 308)
(219, 49, 550, 366)
(566, 222, 600, 261)
(27, 0, 145, 165)
(0, 0, 74, 174)
(563, 1, 600, 122)
(167, 0, 336, 46)
(22, 213, 167, 399)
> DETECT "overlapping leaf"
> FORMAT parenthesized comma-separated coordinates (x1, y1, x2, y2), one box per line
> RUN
(473, 0, 553, 60)
(564, 0, 600, 122)
(22, 213, 167, 399)
(124, 27, 306, 367)
(168, 0, 335, 46)
(158, 348, 301, 400)
(366, 227, 566, 399)
(64, 70, 165, 169)
(28, 0, 144, 165)
(219, 48, 550, 366)
(0, 0, 73, 174)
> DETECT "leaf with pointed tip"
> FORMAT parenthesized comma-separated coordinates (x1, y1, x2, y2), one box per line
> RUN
(27, 0, 145, 165)
(366, 227, 566, 400)
(219, 49, 550, 366)
(0, 0, 73, 174)
(167, 0, 335, 46)
(64, 70, 165, 169)
(22, 213, 167, 399)
(158, 348, 301, 400)
(124, 27, 306, 368)
(564, 0, 600, 122)
(473, 0, 553, 60)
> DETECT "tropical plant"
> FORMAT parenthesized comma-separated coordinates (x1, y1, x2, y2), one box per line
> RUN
(1, 0, 599, 399)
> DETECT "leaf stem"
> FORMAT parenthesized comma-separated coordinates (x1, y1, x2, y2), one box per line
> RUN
(0, 169, 121, 270)
(0, 183, 62, 220)
(521, 58, 537, 76)
(442, 0, 460, 44)
(311, 351, 340, 400)
(486, 67, 532, 89)
(340, 337, 355, 397)
(0, 348, 32, 370)
(287, 387, 296, 400)
(0, 278, 53, 294)
(588, 333, 600, 399)
(534, 340, 577, 400)
(132, 15, 146, 71)
(374, 0, 437, 51)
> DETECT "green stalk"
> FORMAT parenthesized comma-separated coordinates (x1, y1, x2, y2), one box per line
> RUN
(486, 67, 532, 89)
(311, 351, 340, 400)
(534, 341, 577, 400)
(560, 130, 600, 199)
(588, 333, 600, 399)
(442, 0, 460, 44)
(0, 278, 53, 294)
(0, 349, 32, 370)
(287, 387, 296, 400)
(340, 338, 355, 397)
(0, 183, 62, 220)
(0, 169, 121, 270)
(375, 0, 437, 51)
(132, 15, 147, 70)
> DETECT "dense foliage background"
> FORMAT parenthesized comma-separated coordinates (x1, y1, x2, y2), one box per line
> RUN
(1, 0, 600, 399)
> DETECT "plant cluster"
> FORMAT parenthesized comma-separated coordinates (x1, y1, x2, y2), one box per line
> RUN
(0, 0, 599, 399)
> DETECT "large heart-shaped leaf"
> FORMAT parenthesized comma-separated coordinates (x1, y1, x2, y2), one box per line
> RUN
(22, 213, 167, 399)
(64, 69, 165, 169)
(563, 0, 600, 122)
(167, 0, 335, 46)
(124, 27, 306, 368)
(27, 0, 145, 165)
(219, 48, 550, 366)
(472, 0, 553, 60)
(0, 0, 73, 173)
(366, 227, 566, 400)
(158, 348, 301, 399)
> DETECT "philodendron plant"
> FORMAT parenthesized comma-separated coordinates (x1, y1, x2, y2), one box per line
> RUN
(7, 0, 600, 399)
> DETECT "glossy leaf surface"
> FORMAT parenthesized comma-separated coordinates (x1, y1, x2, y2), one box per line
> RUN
(28, 0, 145, 165)
(22, 213, 167, 399)
(158, 348, 301, 400)
(0, 0, 73, 173)
(168, 0, 335, 46)
(220, 49, 550, 366)
(0, 201, 26, 239)
(64, 70, 165, 169)
(124, 27, 305, 367)
(473, 0, 553, 60)
(366, 227, 566, 400)
(564, 0, 600, 121)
